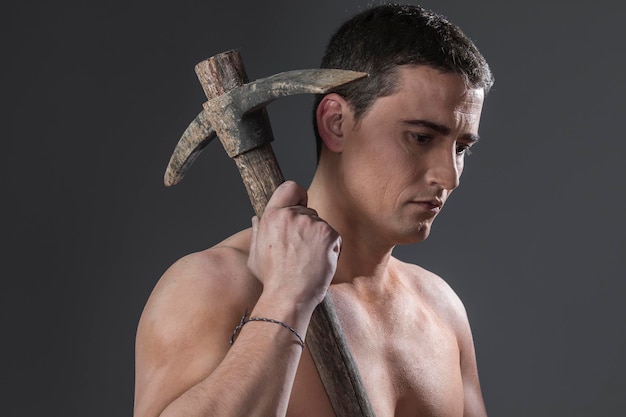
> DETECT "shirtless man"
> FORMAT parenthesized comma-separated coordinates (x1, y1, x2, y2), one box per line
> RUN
(134, 4, 494, 417)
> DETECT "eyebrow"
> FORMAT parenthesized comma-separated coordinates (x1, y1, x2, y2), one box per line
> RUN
(401, 119, 480, 143)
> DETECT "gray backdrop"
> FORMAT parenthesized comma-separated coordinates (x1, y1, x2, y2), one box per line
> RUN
(4, 0, 625, 415)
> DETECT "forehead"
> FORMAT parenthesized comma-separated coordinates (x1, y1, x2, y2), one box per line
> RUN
(374, 65, 485, 130)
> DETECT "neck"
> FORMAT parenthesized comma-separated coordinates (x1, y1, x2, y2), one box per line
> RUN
(307, 158, 395, 285)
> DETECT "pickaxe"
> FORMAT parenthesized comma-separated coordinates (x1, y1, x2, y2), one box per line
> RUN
(164, 50, 375, 417)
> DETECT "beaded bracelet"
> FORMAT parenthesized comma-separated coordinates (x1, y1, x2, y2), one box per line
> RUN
(230, 309, 305, 349)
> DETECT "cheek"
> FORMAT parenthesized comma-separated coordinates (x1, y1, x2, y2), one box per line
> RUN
(345, 137, 401, 177)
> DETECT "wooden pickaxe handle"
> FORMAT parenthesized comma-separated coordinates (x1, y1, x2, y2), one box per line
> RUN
(195, 51, 375, 417)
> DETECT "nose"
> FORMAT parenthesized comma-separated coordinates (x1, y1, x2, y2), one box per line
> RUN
(425, 147, 461, 191)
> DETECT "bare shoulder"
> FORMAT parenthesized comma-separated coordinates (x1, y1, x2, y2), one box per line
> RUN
(389, 258, 487, 416)
(148, 232, 250, 305)
(391, 256, 470, 328)
(134, 228, 261, 417)
(140, 228, 258, 329)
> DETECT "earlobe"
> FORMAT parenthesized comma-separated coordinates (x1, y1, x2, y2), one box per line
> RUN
(316, 94, 348, 153)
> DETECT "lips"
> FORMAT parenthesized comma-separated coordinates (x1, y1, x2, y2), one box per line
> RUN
(412, 199, 443, 214)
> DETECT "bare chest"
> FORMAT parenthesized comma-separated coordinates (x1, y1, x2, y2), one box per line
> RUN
(288, 289, 465, 417)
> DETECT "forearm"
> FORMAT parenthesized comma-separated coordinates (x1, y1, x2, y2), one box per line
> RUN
(147, 181, 339, 417)
(159, 295, 313, 417)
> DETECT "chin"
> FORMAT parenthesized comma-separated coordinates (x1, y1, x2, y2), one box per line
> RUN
(396, 223, 432, 245)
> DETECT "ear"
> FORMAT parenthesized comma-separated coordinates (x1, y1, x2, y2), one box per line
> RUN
(316, 93, 350, 153)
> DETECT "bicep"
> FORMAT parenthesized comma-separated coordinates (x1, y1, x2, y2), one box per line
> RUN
(133, 252, 248, 417)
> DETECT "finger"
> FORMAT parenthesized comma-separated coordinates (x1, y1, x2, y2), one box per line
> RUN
(290, 205, 320, 218)
(265, 180, 308, 212)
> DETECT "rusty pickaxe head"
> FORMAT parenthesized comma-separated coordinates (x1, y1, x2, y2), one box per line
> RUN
(164, 50, 367, 190)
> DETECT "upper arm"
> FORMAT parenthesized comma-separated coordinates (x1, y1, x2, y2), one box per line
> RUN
(133, 248, 257, 417)
(447, 293, 487, 417)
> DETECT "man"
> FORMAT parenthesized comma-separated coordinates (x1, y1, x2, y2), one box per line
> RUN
(134, 3, 494, 417)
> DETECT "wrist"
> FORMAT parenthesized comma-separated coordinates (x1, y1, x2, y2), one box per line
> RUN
(251, 293, 315, 339)
(230, 309, 305, 349)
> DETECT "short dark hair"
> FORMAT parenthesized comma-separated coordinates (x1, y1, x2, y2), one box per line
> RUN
(313, 3, 494, 158)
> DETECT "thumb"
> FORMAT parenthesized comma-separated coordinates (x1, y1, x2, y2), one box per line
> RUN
(265, 181, 308, 212)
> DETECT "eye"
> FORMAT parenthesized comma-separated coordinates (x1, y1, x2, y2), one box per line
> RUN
(456, 143, 473, 156)
(410, 133, 433, 144)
